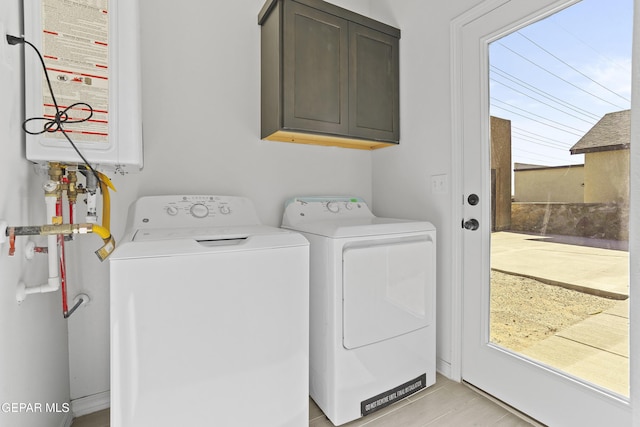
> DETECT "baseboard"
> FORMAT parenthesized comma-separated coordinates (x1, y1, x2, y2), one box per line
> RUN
(71, 391, 110, 418)
(436, 358, 452, 379)
(59, 411, 74, 427)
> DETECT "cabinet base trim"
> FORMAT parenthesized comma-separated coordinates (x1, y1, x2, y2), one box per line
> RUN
(264, 130, 397, 150)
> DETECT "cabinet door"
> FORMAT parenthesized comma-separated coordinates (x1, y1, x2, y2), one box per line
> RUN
(283, 2, 349, 135)
(349, 22, 399, 142)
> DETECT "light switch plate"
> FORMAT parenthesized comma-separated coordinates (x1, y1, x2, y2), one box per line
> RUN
(431, 174, 448, 194)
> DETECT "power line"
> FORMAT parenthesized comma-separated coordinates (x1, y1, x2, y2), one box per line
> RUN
(512, 149, 581, 165)
(550, 17, 632, 75)
(514, 141, 568, 154)
(491, 2, 629, 169)
(493, 104, 585, 137)
(490, 84, 597, 125)
(513, 138, 570, 155)
(490, 66, 601, 120)
(517, 31, 630, 103)
(512, 151, 573, 165)
(492, 104, 584, 137)
(491, 99, 588, 135)
(513, 146, 571, 162)
(512, 133, 572, 151)
(495, 42, 629, 110)
(512, 126, 576, 147)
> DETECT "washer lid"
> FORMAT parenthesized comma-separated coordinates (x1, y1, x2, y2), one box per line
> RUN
(131, 225, 271, 242)
(111, 226, 308, 260)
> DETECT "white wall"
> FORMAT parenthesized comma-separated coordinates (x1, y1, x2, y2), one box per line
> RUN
(66, 0, 375, 403)
(66, 0, 489, 402)
(369, 0, 484, 376)
(0, 1, 72, 426)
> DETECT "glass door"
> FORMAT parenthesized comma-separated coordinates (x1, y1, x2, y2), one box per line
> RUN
(460, 0, 632, 424)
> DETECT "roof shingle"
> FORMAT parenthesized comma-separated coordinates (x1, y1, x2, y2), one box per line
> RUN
(570, 109, 630, 155)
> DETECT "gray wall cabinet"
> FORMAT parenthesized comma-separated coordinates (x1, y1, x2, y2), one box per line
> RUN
(259, 0, 400, 150)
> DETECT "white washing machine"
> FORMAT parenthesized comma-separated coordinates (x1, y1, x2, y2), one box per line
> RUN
(282, 196, 436, 426)
(109, 195, 309, 427)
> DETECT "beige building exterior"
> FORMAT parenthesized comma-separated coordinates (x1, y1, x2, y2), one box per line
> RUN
(513, 110, 630, 205)
(510, 110, 630, 240)
(583, 150, 630, 203)
(513, 163, 584, 203)
(570, 110, 631, 204)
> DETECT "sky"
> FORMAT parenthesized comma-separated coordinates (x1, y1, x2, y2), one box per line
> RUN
(489, 0, 633, 168)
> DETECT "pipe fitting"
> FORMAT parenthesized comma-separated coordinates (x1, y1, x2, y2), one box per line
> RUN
(8, 223, 115, 261)
(16, 282, 26, 303)
(16, 277, 61, 303)
(73, 293, 90, 308)
(67, 170, 79, 203)
(43, 180, 58, 194)
(24, 240, 36, 260)
(47, 162, 64, 182)
(11, 223, 91, 236)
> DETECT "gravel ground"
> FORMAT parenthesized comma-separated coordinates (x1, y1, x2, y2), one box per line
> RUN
(490, 270, 619, 352)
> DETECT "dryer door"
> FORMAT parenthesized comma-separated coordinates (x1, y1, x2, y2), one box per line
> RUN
(342, 237, 434, 349)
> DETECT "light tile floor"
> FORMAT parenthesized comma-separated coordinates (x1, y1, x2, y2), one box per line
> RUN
(71, 408, 109, 427)
(72, 375, 540, 426)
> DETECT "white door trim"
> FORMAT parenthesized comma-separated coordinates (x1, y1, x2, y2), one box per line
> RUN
(629, 3, 640, 425)
(448, 0, 511, 384)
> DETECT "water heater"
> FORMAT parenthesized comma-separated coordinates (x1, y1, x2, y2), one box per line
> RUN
(23, 0, 142, 173)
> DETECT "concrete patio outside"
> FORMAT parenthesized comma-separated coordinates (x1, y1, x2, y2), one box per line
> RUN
(490, 231, 629, 397)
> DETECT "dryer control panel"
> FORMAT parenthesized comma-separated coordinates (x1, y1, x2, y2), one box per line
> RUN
(282, 196, 374, 227)
(124, 195, 262, 232)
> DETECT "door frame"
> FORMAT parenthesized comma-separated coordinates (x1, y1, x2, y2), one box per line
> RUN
(449, 0, 639, 423)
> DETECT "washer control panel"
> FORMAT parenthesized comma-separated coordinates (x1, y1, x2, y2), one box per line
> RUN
(282, 196, 373, 227)
(127, 195, 262, 230)
(324, 199, 362, 213)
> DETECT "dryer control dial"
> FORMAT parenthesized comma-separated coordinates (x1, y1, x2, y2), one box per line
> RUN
(166, 206, 179, 216)
(326, 201, 340, 213)
(190, 203, 210, 218)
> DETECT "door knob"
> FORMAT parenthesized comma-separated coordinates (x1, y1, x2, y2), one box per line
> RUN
(463, 219, 479, 230)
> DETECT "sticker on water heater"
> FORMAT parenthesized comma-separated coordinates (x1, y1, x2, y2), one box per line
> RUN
(360, 374, 426, 416)
(41, 0, 110, 143)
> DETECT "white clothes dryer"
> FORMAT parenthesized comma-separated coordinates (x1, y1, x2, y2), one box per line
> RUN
(282, 196, 436, 426)
(110, 195, 309, 427)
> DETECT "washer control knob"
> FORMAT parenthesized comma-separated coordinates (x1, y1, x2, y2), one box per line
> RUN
(326, 201, 340, 213)
(219, 205, 231, 215)
(344, 202, 353, 210)
(166, 206, 179, 216)
(190, 203, 209, 218)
